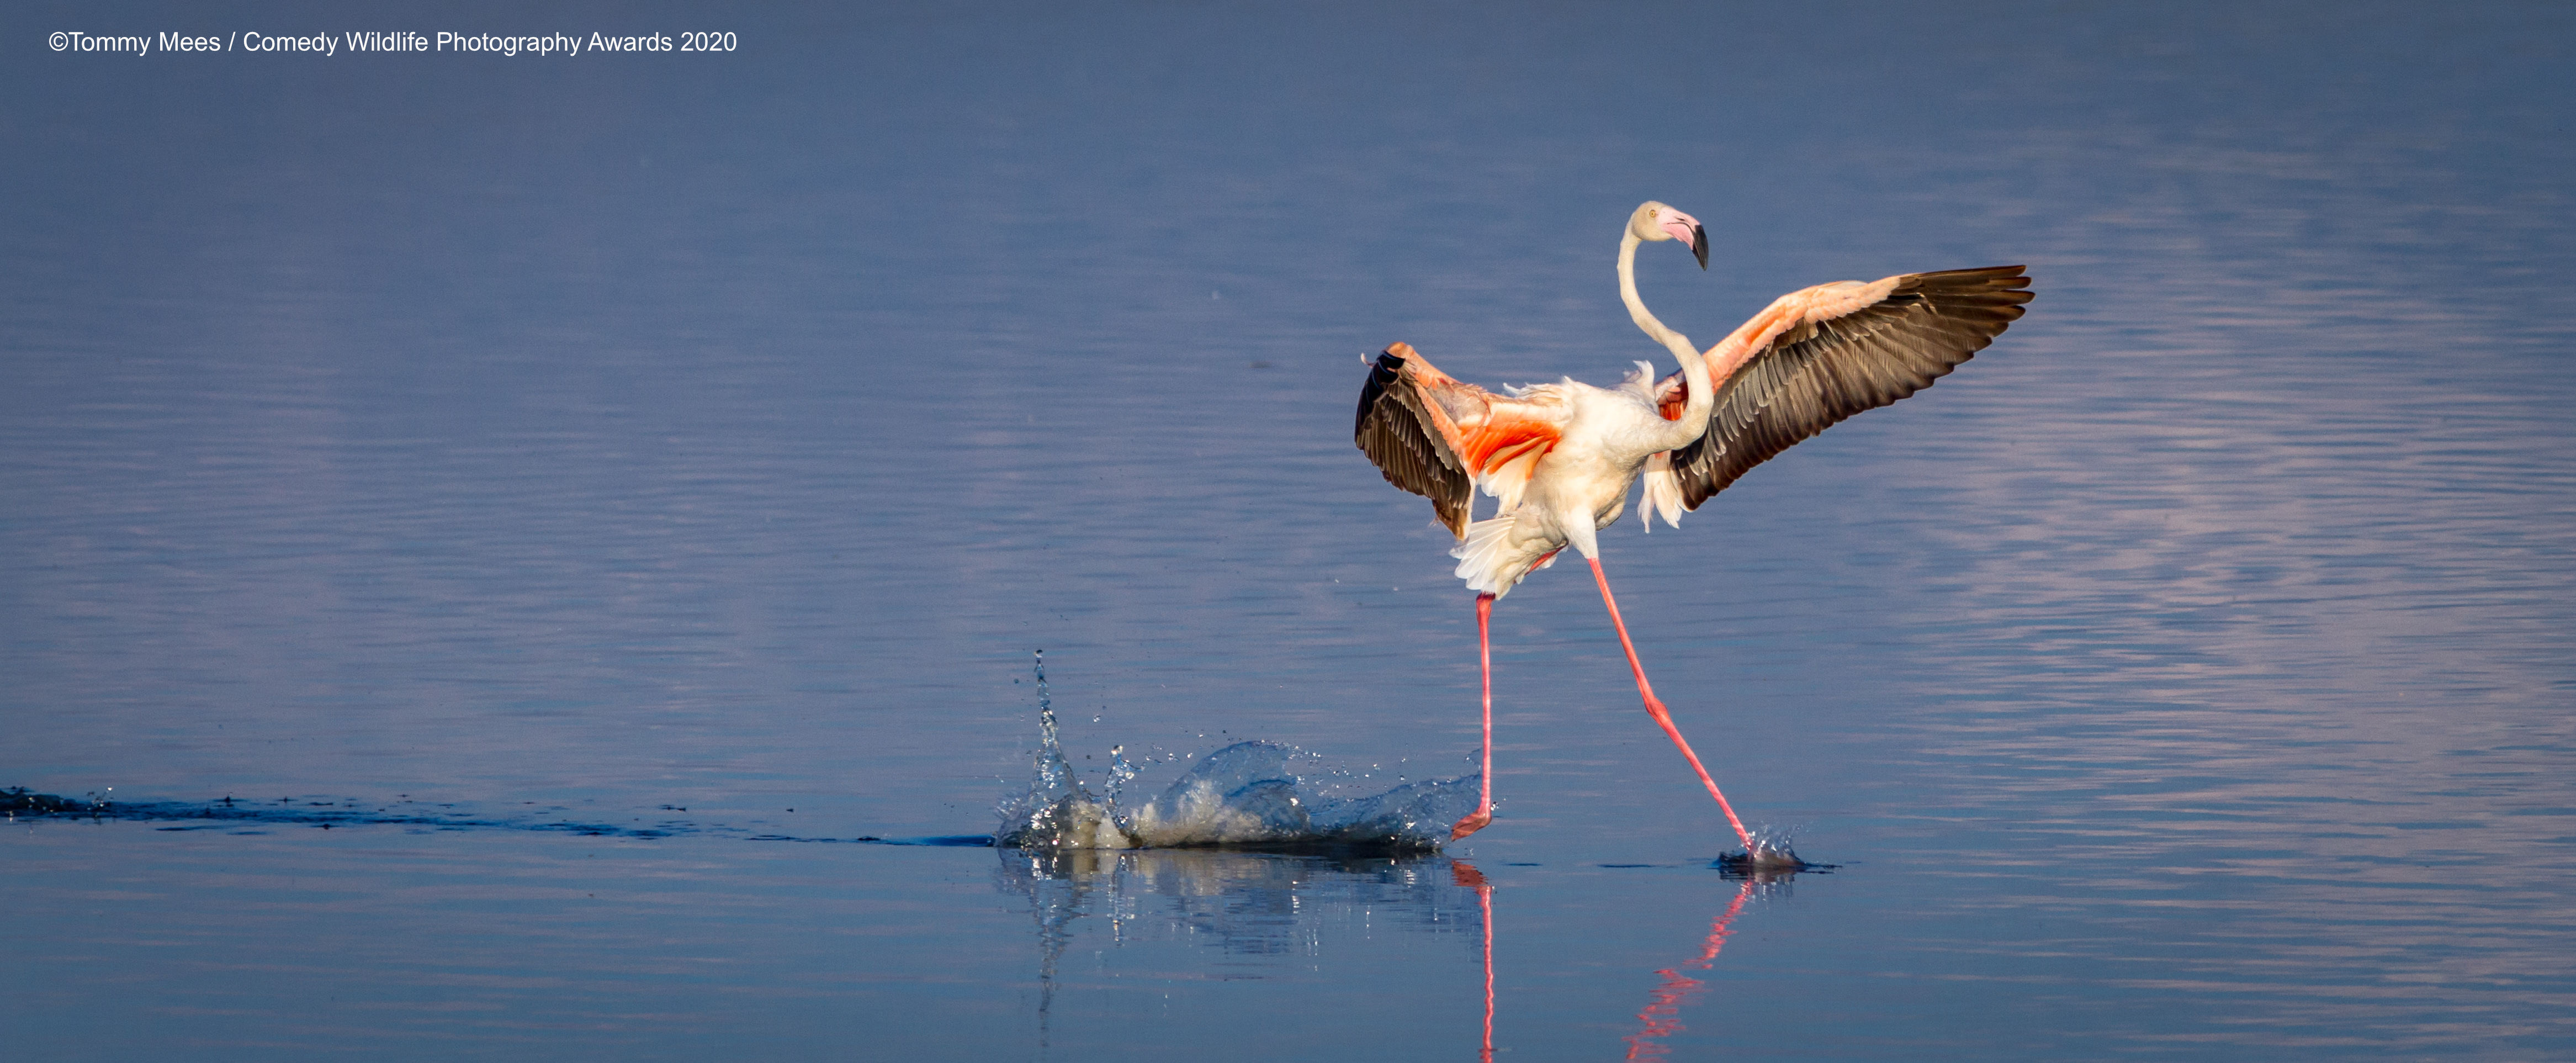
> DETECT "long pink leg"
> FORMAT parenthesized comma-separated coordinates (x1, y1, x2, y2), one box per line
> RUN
(1588, 557, 1756, 853)
(1451, 593, 1498, 841)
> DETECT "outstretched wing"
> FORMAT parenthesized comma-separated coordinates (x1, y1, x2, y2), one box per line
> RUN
(1651, 266, 2033, 511)
(1356, 341, 1570, 538)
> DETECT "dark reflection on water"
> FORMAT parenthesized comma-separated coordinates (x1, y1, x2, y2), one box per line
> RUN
(996, 847, 1486, 955)
(1, 785, 1009, 846)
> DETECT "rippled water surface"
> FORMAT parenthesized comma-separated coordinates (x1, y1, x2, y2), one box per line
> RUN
(7, 1, 2573, 1058)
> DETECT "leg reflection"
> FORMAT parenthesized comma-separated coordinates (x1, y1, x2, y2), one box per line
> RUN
(1621, 879, 1756, 1060)
(1452, 860, 1494, 1062)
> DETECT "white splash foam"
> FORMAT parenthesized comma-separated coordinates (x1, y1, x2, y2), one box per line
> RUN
(994, 653, 1476, 852)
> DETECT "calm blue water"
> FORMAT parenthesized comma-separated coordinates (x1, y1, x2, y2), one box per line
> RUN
(7, 1, 2573, 1058)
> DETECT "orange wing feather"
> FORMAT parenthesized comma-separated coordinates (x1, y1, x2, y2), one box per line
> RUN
(1356, 342, 1569, 537)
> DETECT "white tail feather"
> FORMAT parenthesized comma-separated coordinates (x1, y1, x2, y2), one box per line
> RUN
(1640, 451, 1683, 531)
(1450, 514, 1553, 598)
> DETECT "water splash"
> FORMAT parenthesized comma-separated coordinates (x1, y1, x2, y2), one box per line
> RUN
(1719, 825, 1827, 874)
(993, 650, 1138, 849)
(994, 653, 1477, 852)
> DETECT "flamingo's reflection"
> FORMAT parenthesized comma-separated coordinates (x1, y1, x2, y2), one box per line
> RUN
(1453, 861, 1496, 1062)
(998, 847, 1795, 1057)
(1452, 859, 1793, 1061)
(1620, 873, 1771, 1059)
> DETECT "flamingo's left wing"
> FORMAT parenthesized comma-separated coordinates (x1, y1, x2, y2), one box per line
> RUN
(1357, 342, 1569, 539)
(1653, 265, 2033, 511)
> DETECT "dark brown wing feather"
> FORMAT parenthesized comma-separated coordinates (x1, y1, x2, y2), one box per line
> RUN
(1356, 345, 1474, 537)
(1668, 265, 2033, 510)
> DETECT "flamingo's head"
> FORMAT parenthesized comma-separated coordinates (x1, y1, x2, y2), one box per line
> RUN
(1629, 201, 1708, 270)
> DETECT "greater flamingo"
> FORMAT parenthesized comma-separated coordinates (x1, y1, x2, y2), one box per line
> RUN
(1355, 201, 2032, 848)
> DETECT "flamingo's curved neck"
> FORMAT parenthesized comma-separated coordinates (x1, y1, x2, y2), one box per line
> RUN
(1619, 232, 1715, 452)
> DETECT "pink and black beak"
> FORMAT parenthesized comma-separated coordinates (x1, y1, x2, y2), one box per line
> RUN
(1660, 210, 1709, 270)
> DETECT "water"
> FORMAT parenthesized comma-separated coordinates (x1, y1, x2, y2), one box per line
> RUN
(6, 0, 2574, 1057)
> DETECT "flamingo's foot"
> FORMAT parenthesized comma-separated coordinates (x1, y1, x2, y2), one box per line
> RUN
(1718, 843, 1817, 872)
(1449, 806, 1493, 842)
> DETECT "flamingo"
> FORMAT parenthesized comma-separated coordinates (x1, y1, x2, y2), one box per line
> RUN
(1355, 201, 2032, 848)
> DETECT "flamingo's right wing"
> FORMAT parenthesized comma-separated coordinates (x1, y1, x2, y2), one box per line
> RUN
(1356, 342, 1569, 539)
